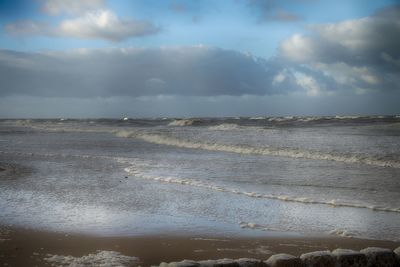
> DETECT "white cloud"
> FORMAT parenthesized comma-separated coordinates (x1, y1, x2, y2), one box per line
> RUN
(280, 5, 400, 94)
(272, 72, 286, 85)
(313, 63, 381, 87)
(280, 34, 316, 62)
(41, 0, 105, 15)
(295, 73, 322, 96)
(58, 10, 159, 41)
(281, 14, 400, 64)
(311, 17, 394, 52)
(6, 10, 159, 42)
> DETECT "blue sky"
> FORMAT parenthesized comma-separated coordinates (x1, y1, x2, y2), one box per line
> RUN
(0, 0, 399, 117)
(0, 0, 397, 56)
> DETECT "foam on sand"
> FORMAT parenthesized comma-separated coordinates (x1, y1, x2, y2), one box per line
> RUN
(239, 222, 284, 232)
(44, 250, 140, 267)
(328, 228, 359, 238)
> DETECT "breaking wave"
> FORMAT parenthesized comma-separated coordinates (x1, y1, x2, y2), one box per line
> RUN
(123, 166, 400, 213)
(168, 119, 201, 126)
(207, 123, 266, 131)
(114, 130, 400, 169)
(11, 120, 400, 169)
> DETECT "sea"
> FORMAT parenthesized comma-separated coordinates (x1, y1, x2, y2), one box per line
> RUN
(0, 116, 399, 241)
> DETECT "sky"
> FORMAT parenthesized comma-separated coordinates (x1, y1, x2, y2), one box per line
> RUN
(0, 0, 399, 118)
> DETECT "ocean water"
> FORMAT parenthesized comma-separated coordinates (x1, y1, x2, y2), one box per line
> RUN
(0, 116, 399, 241)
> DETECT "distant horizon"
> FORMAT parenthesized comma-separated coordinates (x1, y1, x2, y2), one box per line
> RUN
(2, 114, 400, 120)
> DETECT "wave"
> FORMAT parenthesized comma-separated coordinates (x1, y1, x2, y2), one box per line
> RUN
(168, 119, 201, 126)
(0, 150, 131, 164)
(208, 123, 243, 131)
(10, 121, 400, 169)
(208, 123, 267, 131)
(249, 117, 266, 120)
(123, 166, 400, 213)
(114, 130, 400, 169)
(334, 115, 363, 120)
(268, 116, 294, 122)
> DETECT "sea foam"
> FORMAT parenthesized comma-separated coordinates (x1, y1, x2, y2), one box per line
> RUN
(168, 119, 200, 126)
(7, 119, 400, 169)
(115, 130, 400, 169)
(123, 165, 400, 213)
(44, 250, 140, 267)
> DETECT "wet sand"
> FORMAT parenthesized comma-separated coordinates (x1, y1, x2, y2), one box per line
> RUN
(1, 226, 399, 267)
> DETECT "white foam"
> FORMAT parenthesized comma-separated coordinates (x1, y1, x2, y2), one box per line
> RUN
(334, 115, 362, 120)
(239, 222, 282, 232)
(268, 117, 291, 122)
(115, 130, 400, 169)
(14, 119, 400, 169)
(208, 123, 265, 131)
(297, 117, 322, 122)
(329, 228, 358, 238)
(44, 250, 140, 267)
(168, 119, 198, 126)
(114, 130, 135, 138)
(123, 166, 400, 213)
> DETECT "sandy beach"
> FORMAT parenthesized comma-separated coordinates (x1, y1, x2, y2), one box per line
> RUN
(1, 225, 399, 266)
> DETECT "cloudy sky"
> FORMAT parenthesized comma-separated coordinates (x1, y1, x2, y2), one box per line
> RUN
(0, 0, 399, 118)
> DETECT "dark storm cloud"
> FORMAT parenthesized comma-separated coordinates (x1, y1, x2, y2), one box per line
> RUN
(0, 46, 301, 98)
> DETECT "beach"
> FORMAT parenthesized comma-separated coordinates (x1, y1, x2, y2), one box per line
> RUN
(1, 226, 399, 266)
(1, 117, 400, 266)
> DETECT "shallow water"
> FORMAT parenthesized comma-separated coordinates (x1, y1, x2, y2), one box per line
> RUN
(0, 117, 399, 240)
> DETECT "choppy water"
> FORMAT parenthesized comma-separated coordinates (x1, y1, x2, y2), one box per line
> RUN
(0, 116, 399, 240)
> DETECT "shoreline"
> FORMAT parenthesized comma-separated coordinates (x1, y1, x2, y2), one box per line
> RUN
(1, 226, 399, 266)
